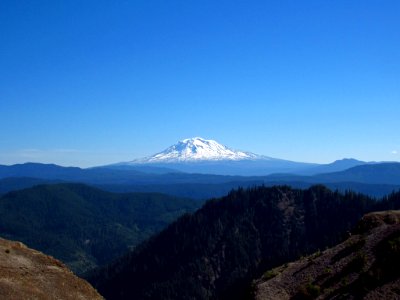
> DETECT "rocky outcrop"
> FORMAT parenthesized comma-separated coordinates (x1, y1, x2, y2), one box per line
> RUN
(254, 210, 400, 300)
(0, 237, 103, 299)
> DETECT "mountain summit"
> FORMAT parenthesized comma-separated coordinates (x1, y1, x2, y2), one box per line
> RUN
(133, 137, 263, 163)
(109, 137, 316, 175)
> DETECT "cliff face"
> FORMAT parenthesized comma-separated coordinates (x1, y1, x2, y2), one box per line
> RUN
(254, 210, 400, 300)
(0, 237, 103, 300)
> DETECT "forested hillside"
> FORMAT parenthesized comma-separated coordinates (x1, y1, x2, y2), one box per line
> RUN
(88, 185, 400, 300)
(0, 183, 202, 274)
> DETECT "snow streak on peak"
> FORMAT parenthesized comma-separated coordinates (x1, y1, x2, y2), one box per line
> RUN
(134, 137, 263, 163)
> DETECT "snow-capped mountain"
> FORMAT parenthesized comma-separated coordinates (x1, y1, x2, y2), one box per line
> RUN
(109, 137, 317, 176)
(133, 137, 265, 163)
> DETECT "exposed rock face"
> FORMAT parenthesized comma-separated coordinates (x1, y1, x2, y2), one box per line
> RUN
(254, 210, 400, 300)
(0, 237, 103, 300)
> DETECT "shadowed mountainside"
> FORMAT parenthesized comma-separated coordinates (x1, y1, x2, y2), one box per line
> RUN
(88, 186, 400, 300)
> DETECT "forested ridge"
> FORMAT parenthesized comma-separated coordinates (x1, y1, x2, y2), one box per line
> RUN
(0, 183, 202, 274)
(88, 185, 400, 300)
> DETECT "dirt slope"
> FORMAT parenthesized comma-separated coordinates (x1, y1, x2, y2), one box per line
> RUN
(0, 237, 103, 299)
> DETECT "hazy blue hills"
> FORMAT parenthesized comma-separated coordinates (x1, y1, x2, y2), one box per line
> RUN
(87, 185, 400, 300)
(98, 181, 265, 200)
(262, 163, 400, 185)
(0, 163, 150, 184)
(0, 163, 248, 184)
(102, 164, 182, 174)
(315, 162, 400, 185)
(1, 162, 400, 199)
(0, 177, 62, 195)
(296, 158, 367, 175)
(2, 176, 399, 200)
(259, 163, 400, 197)
(0, 183, 202, 275)
(123, 159, 316, 176)
(110, 157, 370, 177)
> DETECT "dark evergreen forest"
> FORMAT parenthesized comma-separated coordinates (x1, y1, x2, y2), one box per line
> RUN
(88, 185, 400, 300)
(0, 183, 202, 274)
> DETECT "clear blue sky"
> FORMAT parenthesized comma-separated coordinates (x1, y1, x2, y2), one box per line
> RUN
(1, 0, 399, 167)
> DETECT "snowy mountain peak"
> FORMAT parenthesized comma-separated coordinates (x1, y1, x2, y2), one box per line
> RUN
(133, 137, 262, 163)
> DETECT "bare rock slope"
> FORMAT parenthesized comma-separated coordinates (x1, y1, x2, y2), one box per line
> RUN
(254, 210, 400, 300)
(0, 237, 103, 299)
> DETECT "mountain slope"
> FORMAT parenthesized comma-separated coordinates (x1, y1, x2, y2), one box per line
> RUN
(0, 237, 103, 299)
(88, 186, 400, 300)
(254, 210, 400, 300)
(0, 183, 202, 275)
